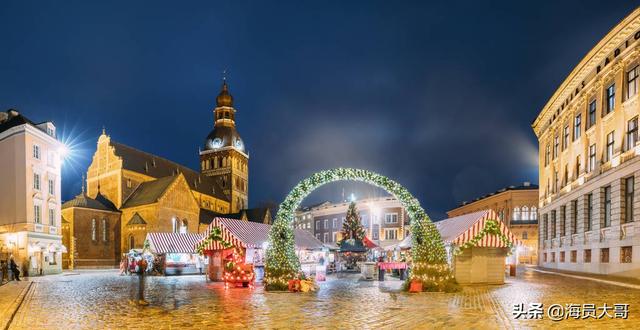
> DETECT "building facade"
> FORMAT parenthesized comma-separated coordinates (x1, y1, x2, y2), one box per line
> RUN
(294, 197, 409, 247)
(446, 183, 539, 264)
(0, 109, 65, 275)
(532, 8, 640, 278)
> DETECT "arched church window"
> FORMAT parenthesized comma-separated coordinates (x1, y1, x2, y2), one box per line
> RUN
(513, 207, 521, 221)
(129, 235, 135, 250)
(172, 218, 179, 233)
(180, 219, 188, 234)
(522, 206, 529, 220)
(91, 218, 97, 241)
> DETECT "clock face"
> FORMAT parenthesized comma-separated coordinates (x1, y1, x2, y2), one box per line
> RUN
(211, 138, 223, 148)
(234, 139, 243, 149)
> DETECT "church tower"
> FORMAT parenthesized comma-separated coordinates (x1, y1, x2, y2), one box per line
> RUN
(200, 79, 249, 213)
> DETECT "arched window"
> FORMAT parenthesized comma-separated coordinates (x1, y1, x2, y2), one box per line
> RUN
(91, 218, 97, 241)
(522, 231, 528, 239)
(101, 218, 108, 242)
(522, 206, 530, 220)
(129, 235, 135, 250)
(513, 207, 521, 221)
(172, 218, 179, 233)
(531, 207, 538, 220)
(180, 219, 188, 234)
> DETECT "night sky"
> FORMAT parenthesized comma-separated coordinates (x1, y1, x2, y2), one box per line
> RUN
(1, 1, 638, 220)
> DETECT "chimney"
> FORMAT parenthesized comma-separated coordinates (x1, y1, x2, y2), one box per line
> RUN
(0, 111, 7, 124)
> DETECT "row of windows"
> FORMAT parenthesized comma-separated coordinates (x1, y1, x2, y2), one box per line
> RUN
(33, 204, 56, 226)
(544, 64, 640, 159)
(201, 157, 247, 172)
(314, 213, 400, 230)
(91, 218, 109, 242)
(33, 172, 56, 195)
(545, 117, 639, 196)
(542, 176, 635, 239)
(314, 228, 399, 243)
(544, 65, 640, 168)
(512, 206, 538, 221)
(543, 246, 633, 264)
(32, 144, 58, 167)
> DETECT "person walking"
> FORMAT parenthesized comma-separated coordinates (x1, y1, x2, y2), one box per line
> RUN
(119, 255, 127, 276)
(136, 258, 148, 305)
(1, 260, 8, 283)
(9, 256, 20, 281)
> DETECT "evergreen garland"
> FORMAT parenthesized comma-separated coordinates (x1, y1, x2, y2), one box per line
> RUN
(196, 226, 233, 255)
(263, 168, 454, 292)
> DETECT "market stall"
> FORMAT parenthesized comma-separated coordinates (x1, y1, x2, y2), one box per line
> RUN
(402, 210, 520, 284)
(197, 218, 325, 284)
(145, 232, 205, 276)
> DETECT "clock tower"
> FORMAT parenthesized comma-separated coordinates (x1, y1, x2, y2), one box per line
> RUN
(200, 79, 249, 213)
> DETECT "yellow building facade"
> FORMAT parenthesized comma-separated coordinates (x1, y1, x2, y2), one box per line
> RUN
(447, 183, 539, 264)
(533, 8, 640, 277)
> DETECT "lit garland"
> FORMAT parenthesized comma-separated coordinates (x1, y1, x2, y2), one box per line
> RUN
(263, 168, 454, 291)
(453, 219, 514, 256)
(196, 226, 233, 255)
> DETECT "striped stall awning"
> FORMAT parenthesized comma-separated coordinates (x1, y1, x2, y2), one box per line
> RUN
(437, 209, 521, 248)
(146, 232, 204, 254)
(198, 217, 324, 251)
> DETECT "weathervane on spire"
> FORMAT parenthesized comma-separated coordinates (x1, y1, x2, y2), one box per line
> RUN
(222, 69, 228, 82)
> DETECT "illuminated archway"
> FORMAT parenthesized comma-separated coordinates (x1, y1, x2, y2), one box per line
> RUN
(264, 168, 452, 291)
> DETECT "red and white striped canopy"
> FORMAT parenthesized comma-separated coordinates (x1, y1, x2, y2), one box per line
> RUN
(198, 217, 324, 251)
(437, 209, 520, 248)
(146, 232, 203, 254)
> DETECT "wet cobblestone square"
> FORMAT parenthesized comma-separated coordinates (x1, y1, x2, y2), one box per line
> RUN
(6, 268, 640, 329)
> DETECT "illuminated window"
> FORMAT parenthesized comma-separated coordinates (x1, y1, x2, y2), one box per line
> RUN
(384, 213, 398, 224)
(603, 186, 611, 228)
(521, 206, 529, 220)
(606, 83, 615, 114)
(621, 246, 632, 263)
(91, 218, 97, 241)
(573, 114, 582, 140)
(102, 218, 108, 242)
(33, 144, 40, 159)
(34, 204, 41, 224)
(627, 65, 639, 99)
(584, 249, 591, 263)
(513, 207, 521, 221)
(33, 173, 40, 190)
(588, 144, 596, 173)
(563, 124, 570, 150)
(588, 100, 597, 128)
(180, 219, 188, 234)
(384, 229, 397, 240)
(605, 131, 614, 162)
(600, 248, 610, 263)
(625, 176, 635, 223)
(530, 207, 537, 220)
(626, 117, 638, 151)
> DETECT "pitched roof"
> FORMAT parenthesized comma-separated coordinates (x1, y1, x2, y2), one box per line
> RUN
(127, 213, 147, 225)
(199, 217, 324, 250)
(121, 175, 177, 208)
(224, 208, 272, 224)
(109, 140, 228, 201)
(454, 182, 538, 208)
(62, 192, 119, 211)
(146, 232, 203, 254)
(199, 208, 226, 225)
(0, 109, 42, 134)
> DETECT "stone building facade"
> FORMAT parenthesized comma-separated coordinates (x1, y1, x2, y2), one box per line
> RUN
(294, 197, 409, 247)
(532, 8, 640, 278)
(0, 109, 65, 275)
(61, 191, 121, 268)
(446, 183, 539, 264)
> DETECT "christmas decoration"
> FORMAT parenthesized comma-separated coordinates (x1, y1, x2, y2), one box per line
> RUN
(453, 219, 514, 255)
(264, 168, 454, 292)
(339, 202, 366, 243)
(196, 226, 233, 255)
(223, 247, 255, 287)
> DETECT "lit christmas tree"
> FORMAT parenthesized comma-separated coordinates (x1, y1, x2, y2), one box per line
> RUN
(339, 202, 366, 243)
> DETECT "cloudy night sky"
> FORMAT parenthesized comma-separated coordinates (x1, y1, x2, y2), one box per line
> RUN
(1, 1, 638, 220)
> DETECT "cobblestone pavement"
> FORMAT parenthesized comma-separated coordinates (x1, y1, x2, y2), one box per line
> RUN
(6, 268, 640, 329)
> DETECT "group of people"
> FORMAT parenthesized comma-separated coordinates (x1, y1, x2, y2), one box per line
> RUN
(0, 256, 22, 283)
(118, 254, 157, 276)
